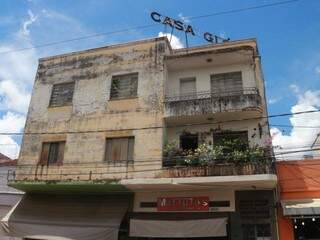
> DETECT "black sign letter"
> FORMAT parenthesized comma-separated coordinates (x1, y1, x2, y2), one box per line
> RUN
(204, 32, 213, 43)
(163, 16, 174, 28)
(174, 20, 184, 31)
(185, 25, 195, 36)
(151, 12, 161, 22)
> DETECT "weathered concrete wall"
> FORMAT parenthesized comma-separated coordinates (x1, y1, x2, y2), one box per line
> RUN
(17, 38, 170, 180)
(16, 38, 271, 182)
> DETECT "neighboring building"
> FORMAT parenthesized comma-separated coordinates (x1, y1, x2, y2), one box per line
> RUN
(0, 154, 23, 239)
(6, 37, 277, 239)
(277, 159, 320, 240)
(311, 133, 320, 157)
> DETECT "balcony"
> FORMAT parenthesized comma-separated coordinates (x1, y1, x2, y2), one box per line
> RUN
(8, 158, 275, 194)
(164, 88, 262, 123)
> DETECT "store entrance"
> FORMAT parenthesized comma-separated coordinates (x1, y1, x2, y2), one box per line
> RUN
(294, 217, 320, 240)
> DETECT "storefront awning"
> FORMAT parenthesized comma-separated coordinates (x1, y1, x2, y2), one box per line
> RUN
(2, 193, 132, 240)
(282, 199, 320, 216)
(130, 218, 227, 238)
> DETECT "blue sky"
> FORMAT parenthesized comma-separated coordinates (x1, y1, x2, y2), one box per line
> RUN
(0, 0, 319, 159)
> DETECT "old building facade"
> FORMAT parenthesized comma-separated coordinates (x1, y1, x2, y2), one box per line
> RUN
(6, 37, 278, 240)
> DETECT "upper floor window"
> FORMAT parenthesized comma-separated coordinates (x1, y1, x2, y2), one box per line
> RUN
(211, 71, 242, 95)
(49, 82, 75, 107)
(110, 73, 138, 100)
(180, 133, 198, 151)
(105, 137, 134, 162)
(180, 77, 196, 96)
(39, 141, 65, 166)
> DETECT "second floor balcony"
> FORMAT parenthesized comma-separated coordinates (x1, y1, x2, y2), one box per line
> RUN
(164, 88, 262, 123)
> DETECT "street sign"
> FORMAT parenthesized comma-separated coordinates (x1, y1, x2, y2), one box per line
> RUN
(157, 196, 210, 211)
(150, 11, 230, 44)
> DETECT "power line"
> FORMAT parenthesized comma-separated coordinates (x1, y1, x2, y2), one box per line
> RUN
(270, 124, 320, 129)
(0, 24, 158, 55)
(188, 0, 300, 20)
(0, 0, 301, 55)
(0, 109, 318, 136)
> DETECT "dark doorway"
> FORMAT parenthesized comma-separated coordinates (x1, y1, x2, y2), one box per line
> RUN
(180, 133, 198, 151)
(294, 217, 320, 240)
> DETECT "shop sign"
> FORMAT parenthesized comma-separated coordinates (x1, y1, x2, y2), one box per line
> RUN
(151, 11, 229, 44)
(157, 196, 209, 211)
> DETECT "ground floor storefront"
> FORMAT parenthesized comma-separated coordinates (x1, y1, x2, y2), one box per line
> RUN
(1, 189, 278, 240)
(276, 160, 320, 240)
(278, 199, 320, 240)
(120, 189, 278, 240)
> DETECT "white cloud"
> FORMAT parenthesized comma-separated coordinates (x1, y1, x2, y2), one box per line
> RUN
(178, 13, 191, 23)
(271, 90, 320, 160)
(289, 84, 300, 94)
(0, 112, 26, 159)
(20, 10, 38, 37)
(158, 32, 184, 49)
(268, 97, 282, 105)
(0, 80, 31, 113)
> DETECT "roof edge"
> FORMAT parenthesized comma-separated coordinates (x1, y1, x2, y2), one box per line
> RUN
(39, 36, 171, 62)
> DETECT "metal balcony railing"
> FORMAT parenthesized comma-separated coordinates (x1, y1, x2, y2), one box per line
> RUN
(7, 157, 275, 183)
(165, 87, 259, 102)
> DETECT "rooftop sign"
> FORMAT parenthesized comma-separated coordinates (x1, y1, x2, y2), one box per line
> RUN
(151, 11, 229, 44)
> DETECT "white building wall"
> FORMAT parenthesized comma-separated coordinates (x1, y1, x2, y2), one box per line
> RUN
(166, 64, 256, 96)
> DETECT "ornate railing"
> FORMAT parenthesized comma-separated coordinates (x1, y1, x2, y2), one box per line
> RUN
(165, 87, 259, 102)
(161, 162, 275, 178)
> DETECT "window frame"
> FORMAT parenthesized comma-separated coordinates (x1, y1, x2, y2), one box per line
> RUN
(109, 73, 138, 100)
(49, 81, 75, 107)
(104, 136, 135, 163)
(39, 141, 65, 166)
(210, 71, 243, 95)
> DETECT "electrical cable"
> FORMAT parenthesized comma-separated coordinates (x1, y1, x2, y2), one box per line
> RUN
(0, 0, 302, 55)
(270, 124, 320, 129)
(0, 109, 319, 135)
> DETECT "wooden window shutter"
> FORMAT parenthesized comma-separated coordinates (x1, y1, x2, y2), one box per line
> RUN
(56, 142, 65, 166)
(211, 71, 243, 95)
(127, 137, 134, 162)
(105, 137, 135, 162)
(119, 138, 129, 162)
(48, 142, 59, 164)
(39, 143, 50, 165)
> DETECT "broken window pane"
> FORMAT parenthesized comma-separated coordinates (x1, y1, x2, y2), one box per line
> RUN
(49, 82, 75, 107)
(110, 73, 138, 99)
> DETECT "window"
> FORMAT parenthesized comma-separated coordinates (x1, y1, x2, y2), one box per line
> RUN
(105, 137, 134, 162)
(180, 77, 196, 98)
(180, 133, 198, 151)
(49, 82, 75, 107)
(110, 73, 138, 100)
(39, 142, 65, 165)
(211, 71, 243, 95)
